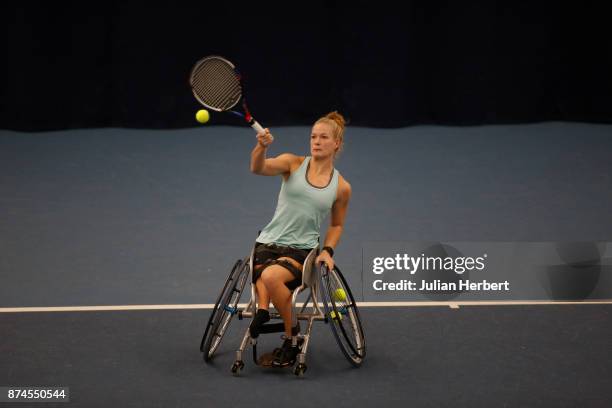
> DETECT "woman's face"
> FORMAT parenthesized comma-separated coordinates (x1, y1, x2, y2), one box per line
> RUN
(310, 122, 338, 159)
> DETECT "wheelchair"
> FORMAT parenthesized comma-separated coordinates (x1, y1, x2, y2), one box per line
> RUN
(200, 243, 366, 376)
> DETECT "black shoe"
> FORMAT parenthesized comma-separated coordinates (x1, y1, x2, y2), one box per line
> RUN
(270, 323, 301, 357)
(272, 337, 301, 368)
(249, 309, 270, 338)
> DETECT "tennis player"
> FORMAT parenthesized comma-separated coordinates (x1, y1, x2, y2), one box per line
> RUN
(248, 111, 351, 367)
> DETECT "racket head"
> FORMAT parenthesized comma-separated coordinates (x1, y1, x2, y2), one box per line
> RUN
(189, 55, 243, 112)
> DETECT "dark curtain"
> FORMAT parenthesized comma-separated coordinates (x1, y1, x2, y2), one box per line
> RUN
(2, 1, 611, 130)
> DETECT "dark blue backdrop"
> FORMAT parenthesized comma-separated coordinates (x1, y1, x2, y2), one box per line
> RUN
(2, 1, 611, 130)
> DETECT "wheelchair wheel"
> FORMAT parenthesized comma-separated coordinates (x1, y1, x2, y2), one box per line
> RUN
(320, 264, 366, 367)
(200, 257, 250, 362)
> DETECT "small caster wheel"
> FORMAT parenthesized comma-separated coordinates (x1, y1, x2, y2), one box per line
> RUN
(294, 363, 307, 376)
(231, 360, 244, 376)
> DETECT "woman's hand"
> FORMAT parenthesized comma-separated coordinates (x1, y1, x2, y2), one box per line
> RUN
(316, 251, 334, 271)
(256, 128, 274, 148)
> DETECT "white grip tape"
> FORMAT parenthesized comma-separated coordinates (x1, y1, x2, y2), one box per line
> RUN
(251, 121, 264, 135)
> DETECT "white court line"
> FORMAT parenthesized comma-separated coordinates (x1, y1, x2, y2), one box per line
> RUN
(1, 300, 612, 313)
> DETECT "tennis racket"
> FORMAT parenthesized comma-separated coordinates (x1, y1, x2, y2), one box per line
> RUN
(189, 55, 264, 134)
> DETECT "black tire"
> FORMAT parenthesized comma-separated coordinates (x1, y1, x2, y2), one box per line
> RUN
(200, 257, 250, 361)
(294, 363, 307, 376)
(320, 264, 366, 367)
(231, 360, 244, 376)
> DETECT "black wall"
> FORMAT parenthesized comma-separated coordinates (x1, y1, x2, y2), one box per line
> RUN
(2, 1, 611, 130)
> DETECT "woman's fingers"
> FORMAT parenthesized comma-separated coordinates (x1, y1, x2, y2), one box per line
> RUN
(257, 129, 274, 147)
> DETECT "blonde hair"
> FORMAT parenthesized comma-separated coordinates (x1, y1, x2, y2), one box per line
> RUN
(314, 111, 346, 156)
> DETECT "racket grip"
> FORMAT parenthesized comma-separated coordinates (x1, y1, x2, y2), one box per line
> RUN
(251, 121, 265, 135)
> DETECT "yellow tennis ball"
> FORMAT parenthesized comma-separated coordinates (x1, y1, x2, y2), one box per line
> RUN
(330, 310, 343, 321)
(333, 288, 347, 302)
(195, 109, 210, 124)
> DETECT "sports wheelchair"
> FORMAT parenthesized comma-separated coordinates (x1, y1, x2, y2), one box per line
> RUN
(200, 244, 366, 376)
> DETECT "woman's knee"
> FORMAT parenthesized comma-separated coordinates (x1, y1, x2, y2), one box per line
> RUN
(260, 266, 279, 287)
(260, 264, 293, 287)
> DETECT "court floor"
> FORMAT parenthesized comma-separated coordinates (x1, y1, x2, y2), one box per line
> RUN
(2, 123, 612, 406)
(2, 304, 611, 407)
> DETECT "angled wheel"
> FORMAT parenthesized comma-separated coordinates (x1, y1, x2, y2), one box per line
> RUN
(200, 257, 250, 362)
(320, 263, 366, 367)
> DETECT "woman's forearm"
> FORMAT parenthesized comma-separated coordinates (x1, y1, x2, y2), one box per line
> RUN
(323, 225, 344, 250)
(250, 143, 267, 173)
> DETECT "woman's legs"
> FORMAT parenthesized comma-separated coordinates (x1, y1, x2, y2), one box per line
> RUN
(258, 257, 303, 338)
(254, 265, 271, 310)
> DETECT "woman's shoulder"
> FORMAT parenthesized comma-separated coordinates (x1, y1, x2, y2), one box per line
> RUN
(275, 153, 306, 179)
(287, 154, 306, 172)
(336, 174, 351, 200)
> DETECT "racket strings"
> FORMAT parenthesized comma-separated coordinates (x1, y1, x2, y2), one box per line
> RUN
(191, 61, 238, 97)
(192, 72, 239, 110)
(191, 59, 242, 111)
(192, 73, 238, 109)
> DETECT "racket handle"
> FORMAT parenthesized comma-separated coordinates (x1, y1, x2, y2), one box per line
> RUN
(250, 120, 265, 135)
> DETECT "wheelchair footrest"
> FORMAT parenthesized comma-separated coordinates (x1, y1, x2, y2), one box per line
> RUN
(258, 322, 285, 334)
(257, 351, 277, 367)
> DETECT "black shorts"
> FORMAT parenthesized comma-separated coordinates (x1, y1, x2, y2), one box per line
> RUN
(253, 242, 315, 291)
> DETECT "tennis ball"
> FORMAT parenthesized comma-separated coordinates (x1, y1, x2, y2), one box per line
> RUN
(333, 288, 347, 302)
(330, 310, 343, 321)
(195, 109, 210, 124)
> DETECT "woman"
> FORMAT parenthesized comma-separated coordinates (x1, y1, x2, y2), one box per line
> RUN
(248, 111, 352, 367)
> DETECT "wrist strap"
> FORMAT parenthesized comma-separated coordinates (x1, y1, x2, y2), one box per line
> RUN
(322, 246, 334, 257)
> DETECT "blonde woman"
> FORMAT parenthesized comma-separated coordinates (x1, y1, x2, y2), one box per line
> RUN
(249, 112, 351, 367)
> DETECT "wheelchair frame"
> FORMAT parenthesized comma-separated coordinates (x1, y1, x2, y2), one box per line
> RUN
(201, 243, 366, 376)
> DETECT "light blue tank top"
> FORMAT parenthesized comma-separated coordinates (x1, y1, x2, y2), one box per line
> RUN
(257, 156, 339, 250)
